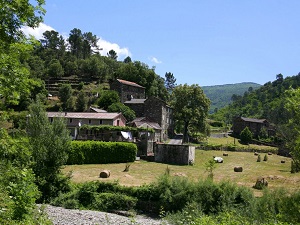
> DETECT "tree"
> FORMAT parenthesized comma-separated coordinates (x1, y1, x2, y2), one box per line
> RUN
(97, 90, 120, 110)
(240, 126, 252, 144)
(165, 72, 177, 93)
(68, 28, 83, 58)
(107, 49, 118, 60)
(284, 88, 300, 172)
(0, 0, 45, 43)
(107, 102, 136, 122)
(75, 91, 88, 112)
(58, 83, 73, 110)
(27, 98, 71, 202)
(48, 59, 64, 78)
(171, 84, 210, 143)
(123, 56, 132, 63)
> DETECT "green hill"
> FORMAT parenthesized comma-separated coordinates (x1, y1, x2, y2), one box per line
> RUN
(202, 82, 261, 113)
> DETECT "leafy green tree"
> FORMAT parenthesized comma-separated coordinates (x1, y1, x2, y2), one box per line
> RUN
(240, 126, 252, 144)
(171, 84, 210, 143)
(75, 91, 88, 112)
(48, 59, 64, 78)
(97, 90, 120, 110)
(107, 102, 136, 122)
(68, 28, 83, 58)
(284, 88, 300, 172)
(0, 0, 45, 43)
(27, 98, 71, 202)
(58, 83, 73, 110)
(123, 56, 132, 63)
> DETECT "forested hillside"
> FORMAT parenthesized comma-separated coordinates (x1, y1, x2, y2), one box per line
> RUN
(212, 73, 300, 126)
(202, 82, 261, 113)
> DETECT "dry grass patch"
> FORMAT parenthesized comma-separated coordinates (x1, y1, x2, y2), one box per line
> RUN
(63, 150, 300, 194)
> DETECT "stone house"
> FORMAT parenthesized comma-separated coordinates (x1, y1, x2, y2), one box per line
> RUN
(124, 96, 174, 141)
(232, 116, 274, 137)
(110, 79, 146, 103)
(47, 112, 126, 139)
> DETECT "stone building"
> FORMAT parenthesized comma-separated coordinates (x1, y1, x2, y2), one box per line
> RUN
(124, 96, 174, 141)
(232, 116, 275, 137)
(110, 79, 145, 103)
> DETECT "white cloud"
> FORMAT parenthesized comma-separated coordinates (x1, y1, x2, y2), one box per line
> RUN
(21, 23, 55, 40)
(97, 39, 131, 60)
(21, 23, 131, 60)
(150, 56, 162, 64)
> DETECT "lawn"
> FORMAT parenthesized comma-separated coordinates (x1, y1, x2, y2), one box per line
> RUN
(63, 149, 300, 195)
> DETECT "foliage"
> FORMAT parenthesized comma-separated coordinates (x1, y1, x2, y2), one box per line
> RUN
(0, 0, 45, 43)
(203, 82, 261, 114)
(75, 90, 88, 112)
(240, 127, 253, 144)
(205, 159, 216, 180)
(263, 154, 268, 161)
(107, 102, 136, 121)
(67, 141, 137, 164)
(58, 83, 73, 110)
(171, 84, 210, 143)
(257, 154, 261, 162)
(27, 98, 71, 202)
(284, 88, 300, 172)
(97, 90, 120, 110)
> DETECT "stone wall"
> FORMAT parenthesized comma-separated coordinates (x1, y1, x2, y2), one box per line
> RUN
(154, 144, 195, 165)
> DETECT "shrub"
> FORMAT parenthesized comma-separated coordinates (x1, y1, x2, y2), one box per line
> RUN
(263, 154, 268, 161)
(68, 141, 137, 164)
(240, 127, 253, 144)
(92, 193, 137, 211)
(257, 155, 261, 162)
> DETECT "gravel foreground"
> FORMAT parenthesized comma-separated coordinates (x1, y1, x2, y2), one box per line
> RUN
(42, 205, 170, 225)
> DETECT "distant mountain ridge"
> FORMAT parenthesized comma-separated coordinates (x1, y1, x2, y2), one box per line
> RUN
(201, 82, 261, 113)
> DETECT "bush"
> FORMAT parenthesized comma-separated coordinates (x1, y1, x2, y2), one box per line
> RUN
(92, 193, 137, 211)
(263, 154, 268, 161)
(67, 141, 137, 164)
(240, 127, 253, 144)
(257, 155, 261, 162)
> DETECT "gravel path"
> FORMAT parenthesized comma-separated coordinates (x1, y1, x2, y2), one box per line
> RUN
(43, 205, 169, 225)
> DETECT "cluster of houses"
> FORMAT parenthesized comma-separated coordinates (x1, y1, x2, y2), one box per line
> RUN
(47, 79, 174, 142)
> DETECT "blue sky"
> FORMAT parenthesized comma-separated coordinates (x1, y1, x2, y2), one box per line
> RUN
(23, 0, 300, 86)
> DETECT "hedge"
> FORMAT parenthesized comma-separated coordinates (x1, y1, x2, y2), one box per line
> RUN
(67, 141, 137, 164)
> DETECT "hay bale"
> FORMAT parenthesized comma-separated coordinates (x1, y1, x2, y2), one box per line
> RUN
(253, 177, 268, 189)
(281, 160, 285, 163)
(234, 166, 243, 172)
(254, 152, 259, 156)
(223, 153, 228, 156)
(268, 152, 273, 155)
(99, 170, 110, 178)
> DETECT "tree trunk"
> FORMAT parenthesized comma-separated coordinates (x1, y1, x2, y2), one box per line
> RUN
(182, 121, 189, 143)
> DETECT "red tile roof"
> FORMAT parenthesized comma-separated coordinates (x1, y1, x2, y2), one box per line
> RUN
(117, 79, 145, 88)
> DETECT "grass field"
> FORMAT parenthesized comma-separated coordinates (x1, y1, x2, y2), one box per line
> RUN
(63, 149, 300, 196)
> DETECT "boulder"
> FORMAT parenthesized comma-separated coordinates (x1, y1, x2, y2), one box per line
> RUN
(99, 170, 110, 178)
(234, 166, 243, 172)
(214, 157, 223, 163)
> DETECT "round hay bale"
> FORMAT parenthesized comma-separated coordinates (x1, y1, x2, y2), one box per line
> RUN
(254, 152, 259, 156)
(223, 153, 228, 156)
(268, 152, 273, 155)
(99, 170, 110, 178)
(234, 166, 243, 172)
(281, 160, 285, 163)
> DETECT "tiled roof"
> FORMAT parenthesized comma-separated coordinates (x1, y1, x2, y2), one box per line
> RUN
(130, 117, 161, 130)
(240, 117, 267, 123)
(47, 112, 121, 120)
(124, 99, 146, 104)
(117, 79, 145, 88)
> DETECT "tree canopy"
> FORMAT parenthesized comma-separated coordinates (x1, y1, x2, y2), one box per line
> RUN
(171, 84, 210, 143)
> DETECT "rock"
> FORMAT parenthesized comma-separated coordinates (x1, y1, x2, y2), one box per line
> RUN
(99, 170, 110, 178)
(214, 157, 223, 163)
(234, 166, 243, 172)
(253, 177, 268, 190)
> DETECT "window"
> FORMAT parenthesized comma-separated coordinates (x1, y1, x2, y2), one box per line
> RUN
(69, 118, 73, 123)
(117, 120, 120, 126)
(89, 119, 92, 124)
(99, 119, 103, 125)
(49, 118, 53, 123)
